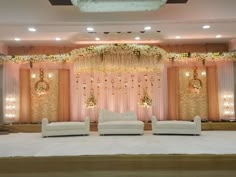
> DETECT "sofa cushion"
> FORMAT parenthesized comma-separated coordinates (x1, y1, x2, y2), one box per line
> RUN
(99, 109, 138, 122)
(155, 121, 196, 129)
(46, 122, 86, 131)
(120, 111, 137, 121)
(98, 121, 144, 129)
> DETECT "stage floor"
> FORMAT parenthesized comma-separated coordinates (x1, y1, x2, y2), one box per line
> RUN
(0, 131, 236, 157)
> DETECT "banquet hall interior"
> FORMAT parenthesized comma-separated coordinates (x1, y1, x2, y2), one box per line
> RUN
(0, 0, 236, 176)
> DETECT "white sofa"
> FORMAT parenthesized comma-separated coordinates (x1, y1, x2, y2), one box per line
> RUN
(151, 116, 201, 135)
(41, 117, 90, 137)
(98, 109, 144, 135)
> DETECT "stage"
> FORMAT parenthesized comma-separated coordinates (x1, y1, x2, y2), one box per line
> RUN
(1, 131, 236, 157)
(0, 131, 236, 177)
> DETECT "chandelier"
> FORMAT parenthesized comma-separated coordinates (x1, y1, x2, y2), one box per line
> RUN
(71, 0, 167, 12)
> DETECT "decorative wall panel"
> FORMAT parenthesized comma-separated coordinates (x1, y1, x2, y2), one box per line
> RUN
(31, 70, 58, 122)
(179, 67, 208, 120)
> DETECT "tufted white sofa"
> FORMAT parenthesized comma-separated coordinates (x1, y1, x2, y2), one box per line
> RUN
(151, 116, 201, 135)
(41, 117, 90, 137)
(98, 109, 144, 135)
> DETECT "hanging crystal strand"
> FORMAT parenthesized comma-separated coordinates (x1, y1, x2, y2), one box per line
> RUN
(104, 73, 108, 89)
(83, 80, 86, 97)
(144, 74, 149, 95)
(76, 73, 80, 90)
(138, 77, 141, 96)
(118, 73, 122, 90)
(90, 73, 94, 94)
(150, 76, 154, 94)
(111, 78, 115, 96)
(131, 74, 134, 89)
(97, 78, 100, 96)
(124, 78, 128, 95)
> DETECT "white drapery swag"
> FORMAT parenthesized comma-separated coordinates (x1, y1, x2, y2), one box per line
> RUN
(217, 61, 235, 120)
(3, 64, 20, 123)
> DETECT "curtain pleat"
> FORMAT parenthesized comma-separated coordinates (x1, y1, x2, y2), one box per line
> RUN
(167, 67, 179, 120)
(0, 65, 3, 122)
(3, 64, 20, 123)
(58, 69, 70, 121)
(234, 62, 236, 117)
(207, 65, 219, 121)
(19, 69, 31, 122)
(217, 61, 235, 120)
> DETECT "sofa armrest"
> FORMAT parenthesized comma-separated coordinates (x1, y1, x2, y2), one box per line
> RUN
(84, 117, 90, 133)
(151, 116, 158, 131)
(41, 118, 48, 137)
(42, 118, 48, 127)
(194, 116, 201, 135)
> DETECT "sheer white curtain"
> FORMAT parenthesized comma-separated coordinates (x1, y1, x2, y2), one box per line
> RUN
(159, 65, 168, 120)
(71, 71, 162, 122)
(3, 64, 20, 123)
(217, 61, 235, 120)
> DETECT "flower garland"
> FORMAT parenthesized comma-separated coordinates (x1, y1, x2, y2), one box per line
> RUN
(0, 44, 166, 64)
(1, 44, 236, 65)
(167, 52, 236, 64)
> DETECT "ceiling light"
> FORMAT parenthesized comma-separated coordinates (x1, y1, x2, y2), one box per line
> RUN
(95, 37, 100, 41)
(86, 27, 94, 32)
(71, 0, 167, 12)
(55, 37, 61, 41)
(135, 37, 140, 40)
(144, 26, 151, 30)
(216, 35, 222, 38)
(28, 27, 36, 32)
(175, 36, 181, 39)
(202, 25, 210, 29)
(14, 38, 21, 41)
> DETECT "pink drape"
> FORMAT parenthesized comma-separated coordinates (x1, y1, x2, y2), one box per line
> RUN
(167, 67, 179, 120)
(70, 72, 162, 122)
(58, 69, 70, 121)
(19, 69, 31, 123)
(207, 65, 220, 121)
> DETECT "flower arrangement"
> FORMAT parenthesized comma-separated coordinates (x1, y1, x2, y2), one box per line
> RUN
(85, 92, 97, 108)
(34, 81, 49, 96)
(139, 89, 152, 108)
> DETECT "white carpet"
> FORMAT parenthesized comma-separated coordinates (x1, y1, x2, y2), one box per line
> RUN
(0, 131, 236, 157)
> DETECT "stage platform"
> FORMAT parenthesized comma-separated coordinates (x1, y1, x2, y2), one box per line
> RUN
(0, 131, 236, 177)
(3, 121, 236, 133)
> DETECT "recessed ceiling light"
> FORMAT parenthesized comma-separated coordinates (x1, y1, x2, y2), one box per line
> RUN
(55, 37, 61, 41)
(86, 27, 94, 32)
(135, 37, 140, 40)
(175, 36, 181, 39)
(202, 25, 210, 29)
(144, 26, 151, 30)
(28, 27, 36, 32)
(14, 37, 21, 41)
(216, 35, 222, 38)
(95, 37, 100, 41)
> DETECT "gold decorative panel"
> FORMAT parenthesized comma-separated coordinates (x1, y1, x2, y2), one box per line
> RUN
(31, 70, 58, 122)
(179, 68, 208, 120)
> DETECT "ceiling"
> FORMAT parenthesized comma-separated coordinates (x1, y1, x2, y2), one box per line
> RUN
(0, 0, 235, 46)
